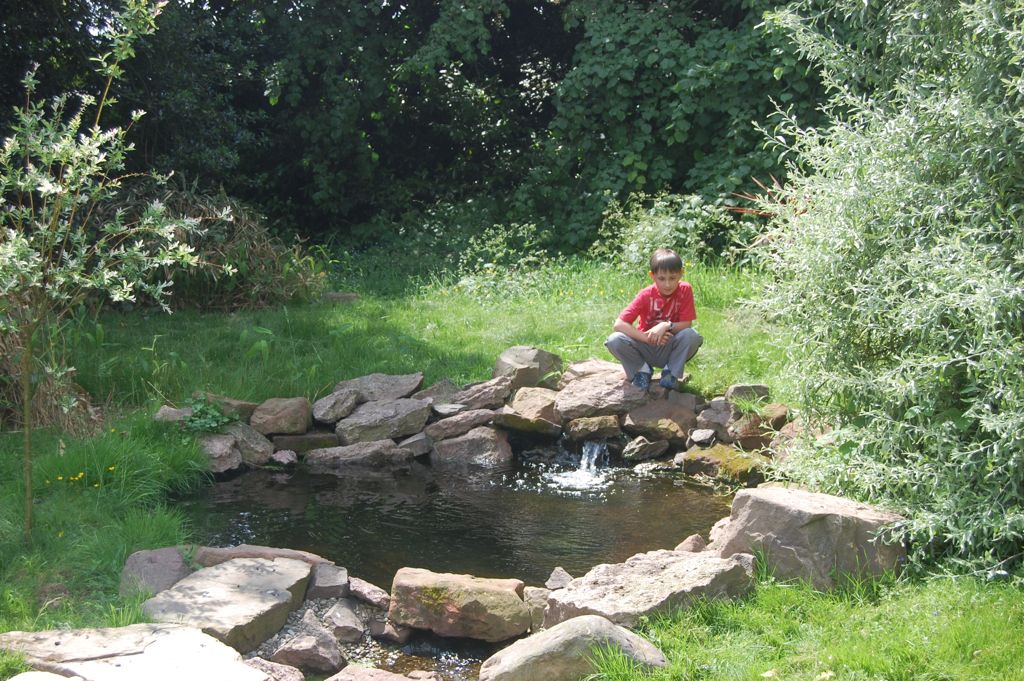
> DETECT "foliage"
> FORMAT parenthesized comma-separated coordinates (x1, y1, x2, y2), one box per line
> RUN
(757, 0, 1024, 567)
(182, 395, 234, 434)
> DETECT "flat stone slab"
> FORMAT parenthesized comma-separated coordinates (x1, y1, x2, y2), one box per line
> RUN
(0, 624, 267, 681)
(333, 372, 424, 402)
(142, 557, 311, 653)
(544, 550, 754, 628)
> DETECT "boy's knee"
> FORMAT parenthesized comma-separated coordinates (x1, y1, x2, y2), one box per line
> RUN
(605, 331, 631, 350)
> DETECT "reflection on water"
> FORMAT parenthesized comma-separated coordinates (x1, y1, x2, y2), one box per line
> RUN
(178, 448, 732, 588)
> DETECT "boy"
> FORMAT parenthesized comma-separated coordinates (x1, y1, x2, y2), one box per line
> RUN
(605, 248, 703, 391)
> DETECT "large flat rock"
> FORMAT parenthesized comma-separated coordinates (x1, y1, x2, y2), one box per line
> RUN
(0, 624, 267, 681)
(544, 550, 754, 628)
(334, 398, 431, 445)
(142, 557, 311, 653)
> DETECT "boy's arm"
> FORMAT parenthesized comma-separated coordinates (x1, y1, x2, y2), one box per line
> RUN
(613, 317, 652, 343)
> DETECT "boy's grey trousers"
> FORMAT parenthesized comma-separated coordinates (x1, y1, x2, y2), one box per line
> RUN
(605, 327, 703, 380)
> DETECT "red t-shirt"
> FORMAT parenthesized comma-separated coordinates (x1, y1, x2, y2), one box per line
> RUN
(618, 282, 696, 332)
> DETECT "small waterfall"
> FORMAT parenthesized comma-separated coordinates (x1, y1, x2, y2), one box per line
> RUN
(541, 440, 613, 493)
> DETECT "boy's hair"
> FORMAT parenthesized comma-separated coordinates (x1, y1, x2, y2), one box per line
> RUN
(649, 248, 683, 273)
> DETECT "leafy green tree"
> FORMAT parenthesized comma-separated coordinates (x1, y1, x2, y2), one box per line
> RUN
(0, 0, 209, 543)
(760, 0, 1024, 567)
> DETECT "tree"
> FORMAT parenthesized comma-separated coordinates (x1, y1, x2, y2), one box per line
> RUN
(0, 0, 211, 543)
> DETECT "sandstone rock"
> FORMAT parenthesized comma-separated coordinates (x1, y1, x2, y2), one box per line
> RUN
(224, 422, 274, 466)
(407, 672, 443, 681)
(678, 444, 768, 484)
(305, 440, 414, 469)
(313, 389, 361, 424)
(334, 372, 424, 402)
(494, 346, 562, 390)
(0, 624, 266, 681)
(397, 432, 432, 457)
(251, 398, 313, 436)
(622, 436, 670, 463)
(544, 566, 573, 590)
(675, 534, 707, 552)
(695, 397, 741, 443)
(154, 405, 192, 422)
(308, 563, 350, 599)
(724, 384, 770, 402)
(246, 657, 305, 681)
(423, 408, 495, 441)
(388, 567, 530, 642)
(688, 428, 717, 447)
(272, 431, 340, 453)
(523, 586, 550, 632)
(510, 387, 561, 422)
(325, 599, 366, 642)
(492, 407, 562, 438)
(709, 487, 906, 589)
(564, 415, 621, 441)
(554, 371, 648, 421)
(142, 557, 312, 652)
(708, 517, 732, 545)
(478, 614, 667, 681)
(544, 550, 755, 628)
(431, 403, 467, 418)
(326, 668, 412, 681)
(350, 577, 391, 609)
(665, 390, 704, 412)
(193, 544, 331, 568)
(727, 412, 776, 451)
(198, 433, 243, 474)
(770, 419, 803, 461)
(556, 358, 623, 389)
(622, 400, 697, 444)
(452, 376, 513, 410)
(412, 378, 462, 404)
(271, 449, 298, 465)
(431, 426, 513, 467)
(120, 547, 191, 597)
(368, 618, 413, 644)
(194, 391, 260, 421)
(335, 398, 431, 445)
(270, 610, 344, 674)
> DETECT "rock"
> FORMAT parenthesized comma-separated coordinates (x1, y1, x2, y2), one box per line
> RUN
(709, 487, 906, 589)
(142, 557, 312, 652)
(494, 346, 562, 391)
(761, 403, 790, 430)
(407, 673, 444, 681)
(492, 407, 562, 438)
(431, 403, 466, 417)
(271, 449, 298, 465)
(675, 534, 707, 552)
(556, 358, 623, 389)
(554, 370, 648, 422)
(622, 436, 670, 463)
(478, 614, 668, 681)
(523, 586, 550, 632)
(544, 566, 573, 590)
(544, 550, 755, 628)
(622, 400, 697, 445)
(708, 516, 732, 544)
(270, 610, 344, 674)
(665, 390, 704, 412)
(251, 398, 313, 436)
(695, 397, 741, 443)
(431, 426, 513, 467)
(272, 431, 340, 453)
(678, 444, 768, 484)
(770, 419, 803, 461)
(727, 412, 776, 451)
(452, 376, 513, 410)
(154, 405, 192, 422)
(334, 372, 424, 402)
(412, 378, 462, 404)
(10, 674, 80, 681)
(193, 544, 331, 568)
(326, 668, 412, 681)
(119, 547, 191, 597)
(224, 422, 275, 466)
(509, 387, 561, 422)
(325, 599, 365, 642)
(335, 398, 431, 445)
(397, 432, 433, 457)
(724, 384, 770, 402)
(305, 440, 414, 469)
(368, 618, 413, 644)
(313, 389, 361, 424)
(246, 657, 305, 681)
(350, 577, 391, 609)
(308, 563, 350, 599)
(0, 624, 266, 681)
(198, 433, 243, 474)
(564, 415, 621, 441)
(388, 567, 531, 642)
(423, 409, 495, 441)
(194, 391, 261, 421)
(689, 428, 717, 447)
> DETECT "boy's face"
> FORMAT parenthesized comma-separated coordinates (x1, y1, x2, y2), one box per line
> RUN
(649, 268, 683, 296)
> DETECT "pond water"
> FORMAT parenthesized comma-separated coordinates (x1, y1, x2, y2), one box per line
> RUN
(177, 441, 732, 678)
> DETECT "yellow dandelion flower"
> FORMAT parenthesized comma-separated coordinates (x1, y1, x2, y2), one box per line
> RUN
(93, 483, 100, 488)
(57, 476, 64, 481)
(108, 465, 116, 471)
(57, 530, 64, 538)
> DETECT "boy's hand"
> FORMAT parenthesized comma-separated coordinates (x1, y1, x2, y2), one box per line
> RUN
(646, 321, 673, 346)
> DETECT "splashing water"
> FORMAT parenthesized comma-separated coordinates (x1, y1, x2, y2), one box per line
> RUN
(542, 441, 614, 493)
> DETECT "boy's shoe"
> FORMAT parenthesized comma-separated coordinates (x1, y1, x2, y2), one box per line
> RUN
(659, 370, 677, 390)
(630, 371, 652, 391)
